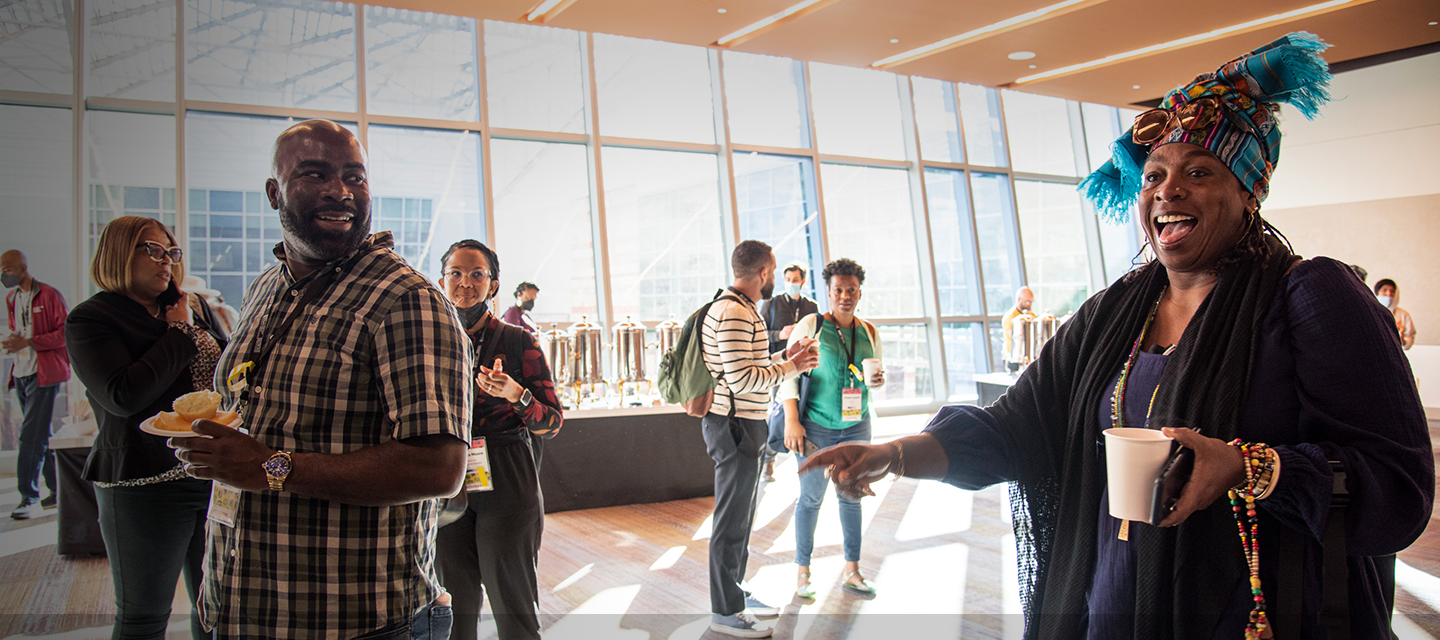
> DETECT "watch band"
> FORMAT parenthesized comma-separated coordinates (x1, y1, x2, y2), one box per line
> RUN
(263, 451, 293, 491)
(512, 388, 533, 409)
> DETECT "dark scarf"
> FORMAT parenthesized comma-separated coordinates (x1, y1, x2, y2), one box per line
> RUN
(1013, 235, 1295, 640)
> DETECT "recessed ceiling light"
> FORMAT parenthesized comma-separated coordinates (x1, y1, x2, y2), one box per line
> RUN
(1029, 64, 1037, 69)
(1132, 85, 1141, 89)
(1014, 0, 1372, 84)
(1430, 21, 1438, 25)
(890, 38, 900, 43)
(872, 0, 1105, 69)
(1008, 51, 1036, 60)
(717, 7, 727, 12)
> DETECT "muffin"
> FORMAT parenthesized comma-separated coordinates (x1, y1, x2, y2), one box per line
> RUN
(173, 390, 222, 422)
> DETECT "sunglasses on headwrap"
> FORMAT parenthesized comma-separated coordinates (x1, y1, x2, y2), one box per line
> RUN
(1131, 96, 1223, 145)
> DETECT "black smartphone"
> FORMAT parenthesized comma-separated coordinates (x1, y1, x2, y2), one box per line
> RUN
(803, 438, 820, 458)
(1150, 443, 1195, 526)
(156, 280, 182, 309)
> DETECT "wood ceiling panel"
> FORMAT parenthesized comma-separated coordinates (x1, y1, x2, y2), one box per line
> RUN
(729, 0, 1046, 68)
(544, 0, 801, 46)
(363, 0, 1439, 108)
(1017, 0, 1440, 107)
(891, 0, 1336, 88)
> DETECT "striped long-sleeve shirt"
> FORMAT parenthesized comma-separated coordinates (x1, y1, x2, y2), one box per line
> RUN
(701, 288, 797, 420)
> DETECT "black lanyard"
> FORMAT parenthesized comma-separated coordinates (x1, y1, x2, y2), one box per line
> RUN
(829, 314, 860, 386)
(237, 264, 345, 403)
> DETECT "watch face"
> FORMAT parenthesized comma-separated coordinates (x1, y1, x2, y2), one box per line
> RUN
(264, 454, 291, 477)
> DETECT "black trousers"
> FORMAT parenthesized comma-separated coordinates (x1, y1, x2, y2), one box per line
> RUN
(94, 477, 211, 640)
(435, 432, 544, 640)
(700, 413, 767, 616)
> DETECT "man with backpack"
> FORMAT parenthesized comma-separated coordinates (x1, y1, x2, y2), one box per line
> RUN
(699, 240, 819, 637)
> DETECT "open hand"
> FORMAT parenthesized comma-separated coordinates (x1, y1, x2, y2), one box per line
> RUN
(1, 333, 28, 353)
(1157, 427, 1247, 527)
(170, 419, 275, 491)
(785, 337, 819, 372)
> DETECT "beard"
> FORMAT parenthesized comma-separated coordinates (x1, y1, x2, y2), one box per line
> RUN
(278, 200, 372, 263)
(760, 275, 775, 300)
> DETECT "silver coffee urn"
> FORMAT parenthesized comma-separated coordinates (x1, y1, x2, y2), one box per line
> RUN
(569, 316, 606, 401)
(655, 314, 683, 357)
(611, 315, 648, 405)
(539, 323, 573, 406)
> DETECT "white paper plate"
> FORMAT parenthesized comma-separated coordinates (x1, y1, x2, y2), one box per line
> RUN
(139, 413, 239, 438)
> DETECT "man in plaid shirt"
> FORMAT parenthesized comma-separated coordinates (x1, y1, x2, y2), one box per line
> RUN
(174, 120, 471, 639)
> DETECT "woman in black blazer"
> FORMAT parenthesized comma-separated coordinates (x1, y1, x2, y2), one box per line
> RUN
(66, 216, 227, 640)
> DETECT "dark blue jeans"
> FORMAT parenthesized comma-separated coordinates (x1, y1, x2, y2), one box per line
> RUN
(793, 419, 872, 567)
(350, 599, 454, 640)
(13, 373, 58, 501)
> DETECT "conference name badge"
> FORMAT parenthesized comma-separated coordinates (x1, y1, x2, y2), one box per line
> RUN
(841, 388, 863, 423)
(227, 361, 254, 394)
(464, 438, 494, 493)
(208, 483, 242, 528)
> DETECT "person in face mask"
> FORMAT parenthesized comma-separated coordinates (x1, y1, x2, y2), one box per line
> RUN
(434, 240, 563, 640)
(757, 263, 819, 481)
(2, 249, 71, 520)
(1373, 279, 1416, 350)
(502, 281, 540, 334)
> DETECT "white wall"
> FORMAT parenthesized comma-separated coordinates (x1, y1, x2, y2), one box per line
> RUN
(1266, 52, 1440, 211)
(1262, 51, 1440, 347)
(1407, 345, 1440, 411)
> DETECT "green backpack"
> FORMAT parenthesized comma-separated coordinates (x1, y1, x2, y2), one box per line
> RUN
(657, 291, 741, 417)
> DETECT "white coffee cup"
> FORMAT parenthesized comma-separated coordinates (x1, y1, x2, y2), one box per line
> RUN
(862, 358, 881, 382)
(1102, 427, 1173, 522)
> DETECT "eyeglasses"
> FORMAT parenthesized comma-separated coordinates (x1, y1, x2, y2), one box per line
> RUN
(444, 269, 492, 283)
(135, 241, 183, 264)
(1131, 96, 1223, 145)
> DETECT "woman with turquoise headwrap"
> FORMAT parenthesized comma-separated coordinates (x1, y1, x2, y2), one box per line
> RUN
(800, 33, 1431, 639)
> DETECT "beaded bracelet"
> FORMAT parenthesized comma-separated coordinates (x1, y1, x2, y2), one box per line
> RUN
(1229, 440, 1274, 640)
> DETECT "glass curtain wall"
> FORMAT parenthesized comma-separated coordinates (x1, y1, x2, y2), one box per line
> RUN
(2, 0, 1141, 421)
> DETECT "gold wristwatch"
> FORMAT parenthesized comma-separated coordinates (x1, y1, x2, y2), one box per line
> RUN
(263, 451, 293, 491)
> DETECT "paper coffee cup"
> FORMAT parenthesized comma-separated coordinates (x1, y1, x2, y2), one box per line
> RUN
(862, 358, 881, 380)
(1102, 428, 1173, 522)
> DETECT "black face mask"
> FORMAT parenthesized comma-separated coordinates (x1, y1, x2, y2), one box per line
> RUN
(520, 299, 534, 311)
(1, 273, 19, 288)
(456, 300, 488, 328)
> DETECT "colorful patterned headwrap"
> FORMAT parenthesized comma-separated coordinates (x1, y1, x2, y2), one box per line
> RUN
(1080, 32, 1334, 222)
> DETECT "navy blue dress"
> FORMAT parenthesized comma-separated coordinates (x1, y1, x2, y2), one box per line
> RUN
(923, 258, 1432, 639)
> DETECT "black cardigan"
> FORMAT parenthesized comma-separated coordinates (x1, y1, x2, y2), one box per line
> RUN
(66, 290, 228, 483)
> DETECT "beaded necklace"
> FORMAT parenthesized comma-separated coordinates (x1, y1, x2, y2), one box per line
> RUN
(1111, 286, 1167, 430)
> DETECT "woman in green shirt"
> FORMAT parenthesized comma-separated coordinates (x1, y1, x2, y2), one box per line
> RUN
(779, 258, 886, 599)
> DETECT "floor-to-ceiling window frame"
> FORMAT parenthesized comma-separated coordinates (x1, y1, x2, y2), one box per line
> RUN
(0, 0, 1146, 419)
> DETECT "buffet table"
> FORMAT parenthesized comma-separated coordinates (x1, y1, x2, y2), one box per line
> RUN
(538, 404, 714, 513)
(49, 421, 105, 556)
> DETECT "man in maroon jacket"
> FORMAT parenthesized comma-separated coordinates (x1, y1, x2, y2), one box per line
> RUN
(2, 250, 71, 519)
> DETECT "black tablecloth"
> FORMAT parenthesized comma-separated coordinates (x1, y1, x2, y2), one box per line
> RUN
(539, 411, 714, 513)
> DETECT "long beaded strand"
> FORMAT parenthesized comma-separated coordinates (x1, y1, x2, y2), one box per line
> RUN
(1111, 286, 1167, 429)
(1228, 440, 1277, 640)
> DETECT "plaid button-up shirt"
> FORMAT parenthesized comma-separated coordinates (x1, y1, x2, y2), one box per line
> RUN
(202, 232, 472, 639)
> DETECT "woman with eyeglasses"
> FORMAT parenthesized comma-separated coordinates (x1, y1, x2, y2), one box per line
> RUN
(432, 239, 563, 640)
(799, 34, 1430, 638)
(65, 215, 227, 639)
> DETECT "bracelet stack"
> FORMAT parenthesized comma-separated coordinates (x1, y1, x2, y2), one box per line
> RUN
(1228, 440, 1277, 640)
(888, 441, 905, 478)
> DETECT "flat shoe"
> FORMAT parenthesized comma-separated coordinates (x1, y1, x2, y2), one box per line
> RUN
(796, 572, 815, 598)
(842, 571, 876, 597)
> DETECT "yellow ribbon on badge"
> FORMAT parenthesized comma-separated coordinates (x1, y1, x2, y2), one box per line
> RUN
(849, 364, 865, 383)
(227, 361, 255, 387)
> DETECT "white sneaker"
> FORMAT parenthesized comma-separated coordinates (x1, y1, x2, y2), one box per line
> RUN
(10, 498, 35, 520)
(710, 612, 772, 638)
